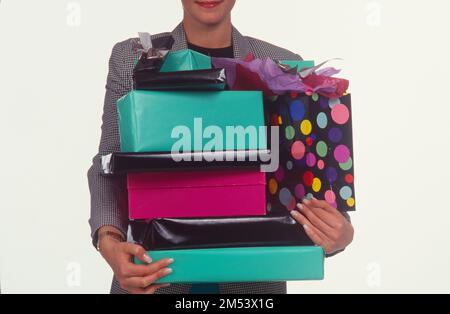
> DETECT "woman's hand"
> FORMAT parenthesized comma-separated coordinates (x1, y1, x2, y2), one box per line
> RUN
(99, 235, 174, 294)
(290, 198, 354, 255)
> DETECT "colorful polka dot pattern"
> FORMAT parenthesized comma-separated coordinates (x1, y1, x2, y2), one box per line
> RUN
(265, 94, 355, 213)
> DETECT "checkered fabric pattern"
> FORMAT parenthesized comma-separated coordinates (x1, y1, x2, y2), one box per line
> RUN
(88, 23, 303, 294)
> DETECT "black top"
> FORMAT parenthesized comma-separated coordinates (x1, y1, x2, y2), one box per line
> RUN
(187, 42, 234, 58)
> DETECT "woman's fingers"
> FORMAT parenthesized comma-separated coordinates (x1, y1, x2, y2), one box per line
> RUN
(142, 266, 173, 287)
(116, 262, 153, 278)
(116, 253, 173, 280)
(290, 210, 327, 248)
(123, 243, 153, 264)
(306, 198, 338, 214)
(303, 224, 328, 250)
(122, 267, 173, 290)
(302, 199, 335, 223)
(145, 258, 175, 275)
(118, 257, 174, 279)
(297, 203, 335, 237)
(290, 209, 309, 228)
(303, 198, 343, 229)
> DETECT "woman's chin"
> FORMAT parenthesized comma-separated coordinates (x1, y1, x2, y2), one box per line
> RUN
(194, 14, 228, 26)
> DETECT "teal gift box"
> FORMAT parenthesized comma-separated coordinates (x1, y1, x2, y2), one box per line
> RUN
(135, 246, 324, 283)
(160, 49, 211, 72)
(117, 90, 267, 153)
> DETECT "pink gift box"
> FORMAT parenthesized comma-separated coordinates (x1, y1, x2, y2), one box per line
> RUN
(127, 170, 266, 220)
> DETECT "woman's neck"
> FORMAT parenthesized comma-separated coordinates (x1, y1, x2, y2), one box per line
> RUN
(182, 17, 232, 49)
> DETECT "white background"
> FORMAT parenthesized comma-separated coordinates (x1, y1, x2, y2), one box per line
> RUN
(0, 0, 449, 293)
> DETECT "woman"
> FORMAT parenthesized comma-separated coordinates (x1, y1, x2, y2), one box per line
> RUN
(88, 0, 354, 294)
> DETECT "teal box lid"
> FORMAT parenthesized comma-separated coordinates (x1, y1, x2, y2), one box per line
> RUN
(160, 49, 211, 72)
(281, 60, 315, 72)
(118, 90, 267, 153)
(136, 246, 324, 283)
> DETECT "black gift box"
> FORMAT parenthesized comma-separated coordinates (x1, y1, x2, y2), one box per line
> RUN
(130, 214, 314, 251)
(101, 150, 271, 176)
(134, 68, 227, 91)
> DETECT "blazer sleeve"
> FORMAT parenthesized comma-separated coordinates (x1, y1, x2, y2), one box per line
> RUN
(87, 42, 132, 248)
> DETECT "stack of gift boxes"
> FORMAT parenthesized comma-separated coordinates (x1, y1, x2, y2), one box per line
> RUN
(102, 40, 355, 284)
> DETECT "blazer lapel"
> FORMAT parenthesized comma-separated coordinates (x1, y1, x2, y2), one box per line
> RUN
(231, 26, 251, 59)
(170, 22, 252, 59)
(170, 23, 189, 52)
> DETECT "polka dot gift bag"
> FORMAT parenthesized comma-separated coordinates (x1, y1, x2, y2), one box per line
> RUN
(212, 56, 356, 214)
(265, 92, 355, 214)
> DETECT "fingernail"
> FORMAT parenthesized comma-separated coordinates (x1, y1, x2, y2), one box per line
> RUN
(165, 268, 173, 275)
(167, 258, 175, 264)
(303, 224, 309, 230)
(297, 203, 303, 210)
(290, 210, 298, 216)
(303, 198, 311, 205)
(143, 253, 152, 264)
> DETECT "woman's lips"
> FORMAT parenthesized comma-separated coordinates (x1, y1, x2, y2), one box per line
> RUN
(195, 1, 223, 9)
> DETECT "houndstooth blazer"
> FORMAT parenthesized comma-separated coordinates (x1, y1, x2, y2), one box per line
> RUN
(88, 23, 303, 294)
